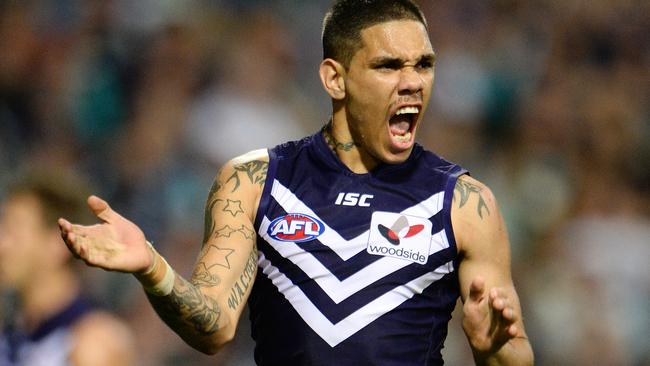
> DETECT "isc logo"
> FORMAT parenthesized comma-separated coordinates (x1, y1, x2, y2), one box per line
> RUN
(268, 213, 325, 242)
(335, 192, 374, 207)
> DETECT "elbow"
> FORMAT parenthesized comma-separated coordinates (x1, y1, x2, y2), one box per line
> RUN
(194, 325, 237, 355)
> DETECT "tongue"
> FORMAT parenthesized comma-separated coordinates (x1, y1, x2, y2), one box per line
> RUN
(389, 115, 411, 136)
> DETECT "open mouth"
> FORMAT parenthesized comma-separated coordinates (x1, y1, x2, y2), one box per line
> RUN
(389, 106, 420, 143)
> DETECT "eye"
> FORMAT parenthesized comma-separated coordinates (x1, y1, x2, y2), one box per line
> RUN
(373, 59, 402, 71)
(416, 59, 434, 70)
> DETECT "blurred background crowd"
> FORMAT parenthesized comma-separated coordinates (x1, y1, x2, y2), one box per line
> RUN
(0, 0, 648, 365)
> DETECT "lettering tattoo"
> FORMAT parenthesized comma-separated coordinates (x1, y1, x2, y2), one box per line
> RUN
(226, 161, 268, 192)
(226, 249, 258, 311)
(453, 178, 491, 219)
(149, 275, 221, 336)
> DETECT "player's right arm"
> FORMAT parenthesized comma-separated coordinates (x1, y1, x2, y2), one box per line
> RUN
(58, 150, 268, 354)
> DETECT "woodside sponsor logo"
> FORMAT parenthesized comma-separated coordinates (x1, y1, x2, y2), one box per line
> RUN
(366, 211, 432, 265)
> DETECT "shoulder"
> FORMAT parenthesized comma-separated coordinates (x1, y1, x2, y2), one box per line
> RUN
(451, 175, 504, 256)
(272, 133, 319, 160)
(416, 147, 467, 178)
(70, 310, 135, 366)
(452, 175, 497, 218)
(230, 148, 270, 165)
(227, 148, 270, 172)
(206, 149, 270, 221)
(214, 149, 270, 192)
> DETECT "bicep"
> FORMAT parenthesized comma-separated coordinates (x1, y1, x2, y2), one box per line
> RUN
(192, 156, 267, 317)
(452, 175, 514, 302)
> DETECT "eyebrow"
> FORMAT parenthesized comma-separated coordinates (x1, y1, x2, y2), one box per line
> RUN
(420, 53, 436, 64)
(368, 52, 437, 68)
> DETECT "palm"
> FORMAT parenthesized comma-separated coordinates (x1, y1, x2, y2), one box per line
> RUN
(463, 295, 497, 351)
(59, 196, 152, 273)
(462, 279, 517, 354)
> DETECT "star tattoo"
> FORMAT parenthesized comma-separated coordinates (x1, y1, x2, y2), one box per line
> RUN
(215, 225, 236, 238)
(223, 199, 244, 217)
(205, 245, 235, 269)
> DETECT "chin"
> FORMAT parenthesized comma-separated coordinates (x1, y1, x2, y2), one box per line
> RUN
(381, 149, 412, 165)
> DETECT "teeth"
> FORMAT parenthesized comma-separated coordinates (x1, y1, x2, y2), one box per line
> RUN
(396, 106, 419, 115)
(394, 131, 412, 142)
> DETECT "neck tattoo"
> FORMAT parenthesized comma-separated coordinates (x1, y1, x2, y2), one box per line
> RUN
(322, 122, 357, 152)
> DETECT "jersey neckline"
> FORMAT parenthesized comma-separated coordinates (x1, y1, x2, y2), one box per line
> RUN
(312, 128, 422, 179)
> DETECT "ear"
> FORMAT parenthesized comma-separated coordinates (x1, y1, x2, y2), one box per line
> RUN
(319, 58, 346, 100)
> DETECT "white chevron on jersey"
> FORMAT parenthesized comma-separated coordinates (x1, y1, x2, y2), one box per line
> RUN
(269, 179, 445, 260)
(259, 216, 451, 303)
(258, 251, 453, 347)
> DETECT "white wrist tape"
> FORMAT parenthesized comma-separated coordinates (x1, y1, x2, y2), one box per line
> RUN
(142, 241, 175, 297)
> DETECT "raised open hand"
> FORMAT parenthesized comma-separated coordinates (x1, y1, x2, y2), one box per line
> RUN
(461, 276, 519, 355)
(58, 196, 152, 273)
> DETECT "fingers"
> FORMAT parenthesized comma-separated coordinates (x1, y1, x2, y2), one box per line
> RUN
(463, 277, 522, 352)
(58, 218, 94, 238)
(58, 213, 128, 271)
(87, 195, 115, 223)
(58, 218, 91, 259)
(468, 276, 486, 303)
(488, 287, 519, 337)
(489, 288, 515, 320)
(60, 227, 83, 258)
(58, 217, 72, 233)
(58, 224, 102, 267)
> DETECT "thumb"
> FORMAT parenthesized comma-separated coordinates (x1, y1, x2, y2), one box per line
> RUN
(468, 276, 486, 303)
(87, 195, 116, 223)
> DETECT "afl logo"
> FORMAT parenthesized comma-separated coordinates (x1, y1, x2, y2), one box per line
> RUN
(267, 213, 325, 242)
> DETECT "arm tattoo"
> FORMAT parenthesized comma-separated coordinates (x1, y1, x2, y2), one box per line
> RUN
(203, 223, 257, 249)
(197, 245, 235, 269)
(237, 224, 256, 240)
(215, 225, 236, 238)
(204, 201, 245, 243)
(191, 262, 221, 287)
(192, 244, 235, 287)
(203, 173, 224, 244)
(203, 161, 266, 243)
(202, 196, 246, 245)
(149, 275, 221, 336)
(222, 199, 244, 217)
(226, 249, 258, 311)
(453, 179, 491, 219)
(195, 224, 256, 286)
(226, 161, 268, 192)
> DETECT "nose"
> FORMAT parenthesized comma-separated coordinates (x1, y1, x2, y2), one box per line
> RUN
(398, 66, 424, 95)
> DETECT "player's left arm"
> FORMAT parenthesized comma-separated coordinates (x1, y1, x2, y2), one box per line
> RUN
(452, 174, 534, 366)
